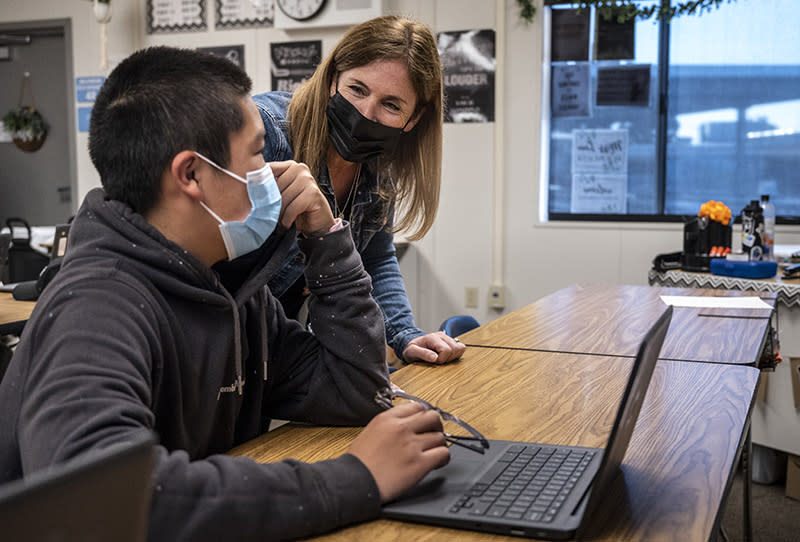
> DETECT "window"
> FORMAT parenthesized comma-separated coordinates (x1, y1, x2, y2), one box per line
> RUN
(544, 0, 800, 223)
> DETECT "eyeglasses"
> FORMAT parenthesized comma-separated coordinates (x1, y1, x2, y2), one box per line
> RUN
(374, 387, 490, 454)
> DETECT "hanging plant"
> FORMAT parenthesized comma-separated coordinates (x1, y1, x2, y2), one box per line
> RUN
(516, 0, 537, 24)
(517, 0, 737, 24)
(586, 0, 737, 23)
(4, 71, 49, 152)
(3, 106, 49, 153)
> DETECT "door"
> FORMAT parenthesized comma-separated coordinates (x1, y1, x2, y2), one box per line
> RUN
(0, 19, 75, 227)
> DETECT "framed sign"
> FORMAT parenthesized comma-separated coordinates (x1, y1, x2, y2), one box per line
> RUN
(147, 0, 206, 34)
(270, 40, 321, 92)
(216, 0, 274, 29)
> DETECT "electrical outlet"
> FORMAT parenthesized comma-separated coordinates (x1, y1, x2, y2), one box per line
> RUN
(465, 287, 479, 308)
(488, 285, 505, 309)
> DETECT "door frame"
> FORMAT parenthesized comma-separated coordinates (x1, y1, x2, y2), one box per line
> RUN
(0, 18, 76, 218)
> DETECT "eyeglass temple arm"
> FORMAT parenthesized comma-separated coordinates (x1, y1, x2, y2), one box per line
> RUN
(376, 388, 490, 450)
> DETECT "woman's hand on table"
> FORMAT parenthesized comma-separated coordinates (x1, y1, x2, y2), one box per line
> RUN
(403, 331, 466, 364)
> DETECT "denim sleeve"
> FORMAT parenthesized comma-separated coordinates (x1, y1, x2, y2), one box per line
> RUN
(360, 220, 425, 360)
(253, 91, 293, 161)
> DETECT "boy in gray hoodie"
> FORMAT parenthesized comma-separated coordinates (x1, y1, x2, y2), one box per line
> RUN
(0, 46, 449, 541)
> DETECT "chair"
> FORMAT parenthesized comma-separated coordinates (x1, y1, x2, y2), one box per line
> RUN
(439, 315, 480, 338)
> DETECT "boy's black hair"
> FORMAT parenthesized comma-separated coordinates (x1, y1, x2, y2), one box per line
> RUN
(88, 46, 252, 215)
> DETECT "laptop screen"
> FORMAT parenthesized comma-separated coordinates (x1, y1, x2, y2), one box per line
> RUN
(0, 432, 155, 542)
(579, 305, 673, 530)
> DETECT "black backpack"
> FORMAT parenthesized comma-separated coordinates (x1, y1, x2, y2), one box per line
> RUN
(5, 218, 49, 283)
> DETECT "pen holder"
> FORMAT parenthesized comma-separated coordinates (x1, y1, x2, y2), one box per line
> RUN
(682, 216, 732, 272)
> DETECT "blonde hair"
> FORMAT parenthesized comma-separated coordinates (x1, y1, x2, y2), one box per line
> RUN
(287, 15, 443, 240)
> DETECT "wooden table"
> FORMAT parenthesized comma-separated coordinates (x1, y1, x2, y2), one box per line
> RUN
(650, 268, 800, 457)
(0, 292, 35, 335)
(232, 340, 760, 540)
(462, 283, 775, 365)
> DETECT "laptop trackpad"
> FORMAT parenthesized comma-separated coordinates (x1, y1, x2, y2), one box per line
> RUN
(385, 445, 493, 508)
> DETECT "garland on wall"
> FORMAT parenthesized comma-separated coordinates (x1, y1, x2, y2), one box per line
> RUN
(517, 0, 738, 24)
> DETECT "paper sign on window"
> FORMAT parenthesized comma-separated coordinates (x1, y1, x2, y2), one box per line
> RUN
(570, 129, 629, 213)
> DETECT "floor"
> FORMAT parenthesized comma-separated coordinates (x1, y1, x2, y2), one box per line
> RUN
(721, 470, 800, 541)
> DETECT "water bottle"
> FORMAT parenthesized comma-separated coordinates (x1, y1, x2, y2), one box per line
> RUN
(760, 194, 776, 261)
(741, 200, 764, 261)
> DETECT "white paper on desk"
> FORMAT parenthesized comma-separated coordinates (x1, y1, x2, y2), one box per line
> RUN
(660, 295, 772, 310)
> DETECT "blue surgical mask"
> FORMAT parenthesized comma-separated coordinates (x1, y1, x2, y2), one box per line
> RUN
(195, 152, 282, 260)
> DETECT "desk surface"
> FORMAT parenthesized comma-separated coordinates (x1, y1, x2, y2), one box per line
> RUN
(462, 283, 775, 365)
(232, 347, 759, 541)
(0, 292, 35, 329)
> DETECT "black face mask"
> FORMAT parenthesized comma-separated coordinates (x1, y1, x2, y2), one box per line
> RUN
(326, 91, 407, 163)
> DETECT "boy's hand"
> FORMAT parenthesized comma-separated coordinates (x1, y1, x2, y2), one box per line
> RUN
(271, 160, 334, 236)
(348, 402, 450, 502)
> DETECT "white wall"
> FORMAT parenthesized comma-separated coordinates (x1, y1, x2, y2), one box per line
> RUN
(2, 0, 798, 332)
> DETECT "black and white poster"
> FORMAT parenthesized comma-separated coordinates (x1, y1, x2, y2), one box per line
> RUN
(270, 40, 322, 93)
(197, 45, 245, 69)
(437, 29, 495, 123)
(215, 0, 274, 29)
(147, 0, 206, 34)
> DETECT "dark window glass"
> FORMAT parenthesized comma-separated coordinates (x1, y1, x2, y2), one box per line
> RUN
(546, 1, 800, 223)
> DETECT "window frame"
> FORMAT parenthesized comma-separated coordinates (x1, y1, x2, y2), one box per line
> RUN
(541, 2, 800, 225)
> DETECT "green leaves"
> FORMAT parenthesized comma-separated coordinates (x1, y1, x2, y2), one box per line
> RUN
(2, 106, 49, 142)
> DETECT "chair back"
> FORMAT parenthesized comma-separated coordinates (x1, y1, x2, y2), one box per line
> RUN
(439, 315, 480, 338)
(0, 232, 10, 283)
(5, 218, 49, 283)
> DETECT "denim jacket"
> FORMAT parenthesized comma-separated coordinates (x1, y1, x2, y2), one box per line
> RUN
(253, 91, 424, 359)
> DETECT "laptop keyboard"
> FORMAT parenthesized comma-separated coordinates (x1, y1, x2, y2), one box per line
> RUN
(449, 445, 595, 523)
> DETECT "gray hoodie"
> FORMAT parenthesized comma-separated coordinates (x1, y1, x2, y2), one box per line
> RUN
(0, 188, 390, 540)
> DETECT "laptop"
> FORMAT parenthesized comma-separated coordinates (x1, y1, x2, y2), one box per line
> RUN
(0, 431, 156, 542)
(382, 305, 673, 540)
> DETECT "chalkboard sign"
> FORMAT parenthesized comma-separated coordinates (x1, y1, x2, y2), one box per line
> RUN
(270, 40, 321, 93)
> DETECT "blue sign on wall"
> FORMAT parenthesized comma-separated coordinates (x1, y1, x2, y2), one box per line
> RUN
(75, 76, 105, 103)
(77, 106, 93, 133)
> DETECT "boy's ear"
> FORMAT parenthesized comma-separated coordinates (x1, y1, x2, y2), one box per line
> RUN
(170, 151, 203, 199)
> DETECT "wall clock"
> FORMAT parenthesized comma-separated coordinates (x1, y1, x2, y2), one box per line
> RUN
(276, 0, 327, 21)
(274, 0, 382, 29)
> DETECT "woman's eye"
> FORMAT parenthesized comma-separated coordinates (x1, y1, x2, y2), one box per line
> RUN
(349, 85, 366, 96)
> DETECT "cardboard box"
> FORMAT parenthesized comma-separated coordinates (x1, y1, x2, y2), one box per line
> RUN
(791, 358, 800, 409)
(756, 370, 768, 404)
(787, 454, 800, 501)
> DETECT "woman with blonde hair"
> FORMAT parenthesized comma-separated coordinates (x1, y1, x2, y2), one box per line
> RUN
(253, 15, 464, 364)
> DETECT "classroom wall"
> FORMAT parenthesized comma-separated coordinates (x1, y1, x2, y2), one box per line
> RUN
(2, 0, 798, 332)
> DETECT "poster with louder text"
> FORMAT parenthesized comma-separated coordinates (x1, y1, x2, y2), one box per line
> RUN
(437, 29, 495, 123)
(570, 129, 629, 213)
(270, 40, 321, 92)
